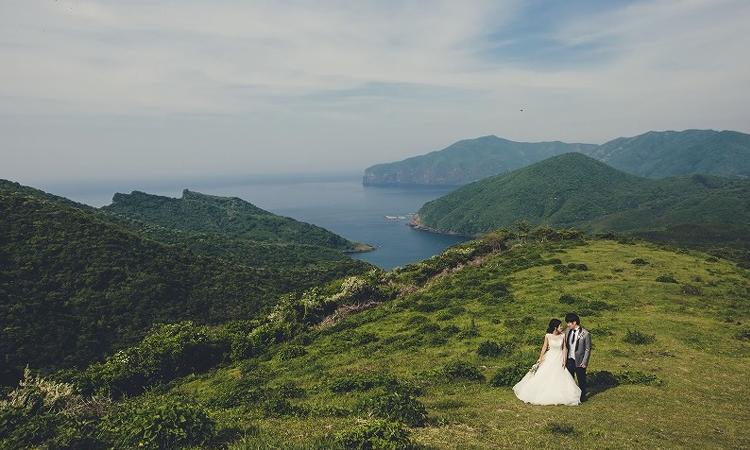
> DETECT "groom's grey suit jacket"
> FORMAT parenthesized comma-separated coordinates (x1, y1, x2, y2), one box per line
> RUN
(564, 327, 592, 367)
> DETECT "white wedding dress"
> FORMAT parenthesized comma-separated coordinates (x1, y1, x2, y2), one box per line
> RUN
(513, 333, 581, 405)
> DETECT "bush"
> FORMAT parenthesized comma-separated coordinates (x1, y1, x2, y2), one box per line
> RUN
(589, 370, 662, 387)
(101, 396, 215, 450)
(736, 330, 750, 341)
(630, 258, 649, 265)
(559, 294, 578, 304)
(335, 419, 415, 450)
(0, 368, 109, 450)
(261, 396, 307, 418)
(84, 321, 230, 397)
(329, 373, 420, 397)
(681, 284, 702, 296)
(623, 329, 656, 345)
(358, 392, 427, 427)
(546, 422, 576, 435)
(567, 263, 588, 271)
(476, 340, 515, 357)
(457, 318, 480, 339)
(442, 361, 484, 382)
(278, 345, 308, 361)
(655, 275, 678, 283)
(553, 264, 570, 274)
(489, 365, 527, 387)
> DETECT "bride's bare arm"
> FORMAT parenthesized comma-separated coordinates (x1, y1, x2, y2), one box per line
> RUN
(537, 335, 549, 362)
(561, 335, 567, 367)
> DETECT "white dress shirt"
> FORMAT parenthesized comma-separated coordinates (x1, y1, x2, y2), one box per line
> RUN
(568, 325, 580, 359)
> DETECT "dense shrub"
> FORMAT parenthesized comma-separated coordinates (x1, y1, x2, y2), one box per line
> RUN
(335, 419, 415, 450)
(546, 422, 576, 435)
(623, 329, 656, 345)
(489, 365, 527, 387)
(435, 306, 465, 321)
(559, 294, 578, 304)
(358, 392, 428, 427)
(278, 345, 308, 361)
(681, 284, 702, 296)
(476, 340, 515, 357)
(329, 373, 421, 397)
(443, 361, 484, 382)
(0, 368, 109, 450)
(457, 318, 480, 339)
(736, 330, 750, 341)
(101, 396, 215, 450)
(655, 275, 678, 283)
(83, 321, 231, 397)
(589, 370, 662, 387)
(261, 396, 307, 418)
(553, 264, 570, 274)
(567, 263, 588, 271)
(630, 258, 649, 265)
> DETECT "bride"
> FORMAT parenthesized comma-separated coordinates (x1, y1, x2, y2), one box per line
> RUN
(513, 318, 581, 405)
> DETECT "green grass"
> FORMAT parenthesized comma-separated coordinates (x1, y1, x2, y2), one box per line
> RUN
(167, 239, 750, 449)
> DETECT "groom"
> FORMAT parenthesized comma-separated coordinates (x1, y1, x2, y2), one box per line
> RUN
(564, 312, 591, 402)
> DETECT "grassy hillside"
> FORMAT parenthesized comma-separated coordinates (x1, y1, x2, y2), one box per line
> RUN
(363, 130, 750, 187)
(4, 230, 748, 449)
(103, 189, 370, 252)
(363, 136, 596, 186)
(588, 129, 750, 178)
(415, 154, 750, 250)
(0, 181, 371, 386)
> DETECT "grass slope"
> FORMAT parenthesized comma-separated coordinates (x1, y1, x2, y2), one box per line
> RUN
(416, 153, 750, 241)
(4, 232, 749, 448)
(172, 237, 750, 449)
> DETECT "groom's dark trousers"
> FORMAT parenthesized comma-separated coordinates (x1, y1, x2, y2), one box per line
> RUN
(566, 358, 587, 400)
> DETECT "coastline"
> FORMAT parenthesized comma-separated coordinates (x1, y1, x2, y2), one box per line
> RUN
(407, 214, 474, 238)
(344, 242, 377, 253)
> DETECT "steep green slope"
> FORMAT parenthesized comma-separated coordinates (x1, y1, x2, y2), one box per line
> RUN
(415, 153, 750, 239)
(363, 129, 750, 186)
(589, 129, 750, 178)
(363, 135, 596, 186)
(103, 189, 370, 252)
(9, 231, 748, 449)
(0, 181, 371, 386)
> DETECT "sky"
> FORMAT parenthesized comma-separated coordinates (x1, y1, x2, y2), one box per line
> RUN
(2, 0, 749, 187)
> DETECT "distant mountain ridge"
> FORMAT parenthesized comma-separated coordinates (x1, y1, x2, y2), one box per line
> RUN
(415, 152, 750, 238)
(363, 135, 596, 186)
(364, 129, 750, 186)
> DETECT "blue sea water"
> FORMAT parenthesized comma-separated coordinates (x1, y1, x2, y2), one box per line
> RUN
(51, 174, 467, 270)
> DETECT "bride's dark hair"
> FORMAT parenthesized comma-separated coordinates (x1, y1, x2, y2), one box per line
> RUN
(546, 318, 562, 333)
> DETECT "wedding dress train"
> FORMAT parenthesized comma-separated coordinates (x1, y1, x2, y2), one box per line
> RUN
(512, 333, 581, 406)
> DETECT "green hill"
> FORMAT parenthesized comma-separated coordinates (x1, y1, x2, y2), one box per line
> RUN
(363, 135, 596, 186)
(414, 153, 750, 247)
(588, 129, 750, 178)
(363, 130, 750, 186)
(5, 231, 748, 448)
(0, 180, 371, 386)
(103, 189, 370, 252)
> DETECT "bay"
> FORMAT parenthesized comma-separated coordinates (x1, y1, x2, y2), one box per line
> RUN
(50, 174, 468, 269)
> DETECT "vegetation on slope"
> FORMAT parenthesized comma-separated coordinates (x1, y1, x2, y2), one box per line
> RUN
(416, 153, 750, 258)
(363, 135, 596, 186)
(102, 189, 369, 251)
(4, 226, 747, 448)
(0, 181, 371, 386)
(588, 129, 750, 178)
(363, 129, 750, 186)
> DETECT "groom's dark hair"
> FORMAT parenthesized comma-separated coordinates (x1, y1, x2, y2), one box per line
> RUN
(565, 312, 580, 325)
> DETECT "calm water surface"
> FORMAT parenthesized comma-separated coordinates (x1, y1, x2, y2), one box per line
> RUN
(52, 175, 467, 269)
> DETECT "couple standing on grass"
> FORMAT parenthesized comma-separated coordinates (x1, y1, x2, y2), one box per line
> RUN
(513, 313, 591, 406)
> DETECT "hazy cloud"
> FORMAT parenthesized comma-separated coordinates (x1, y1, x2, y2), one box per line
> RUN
(1, 0, 748, 185)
